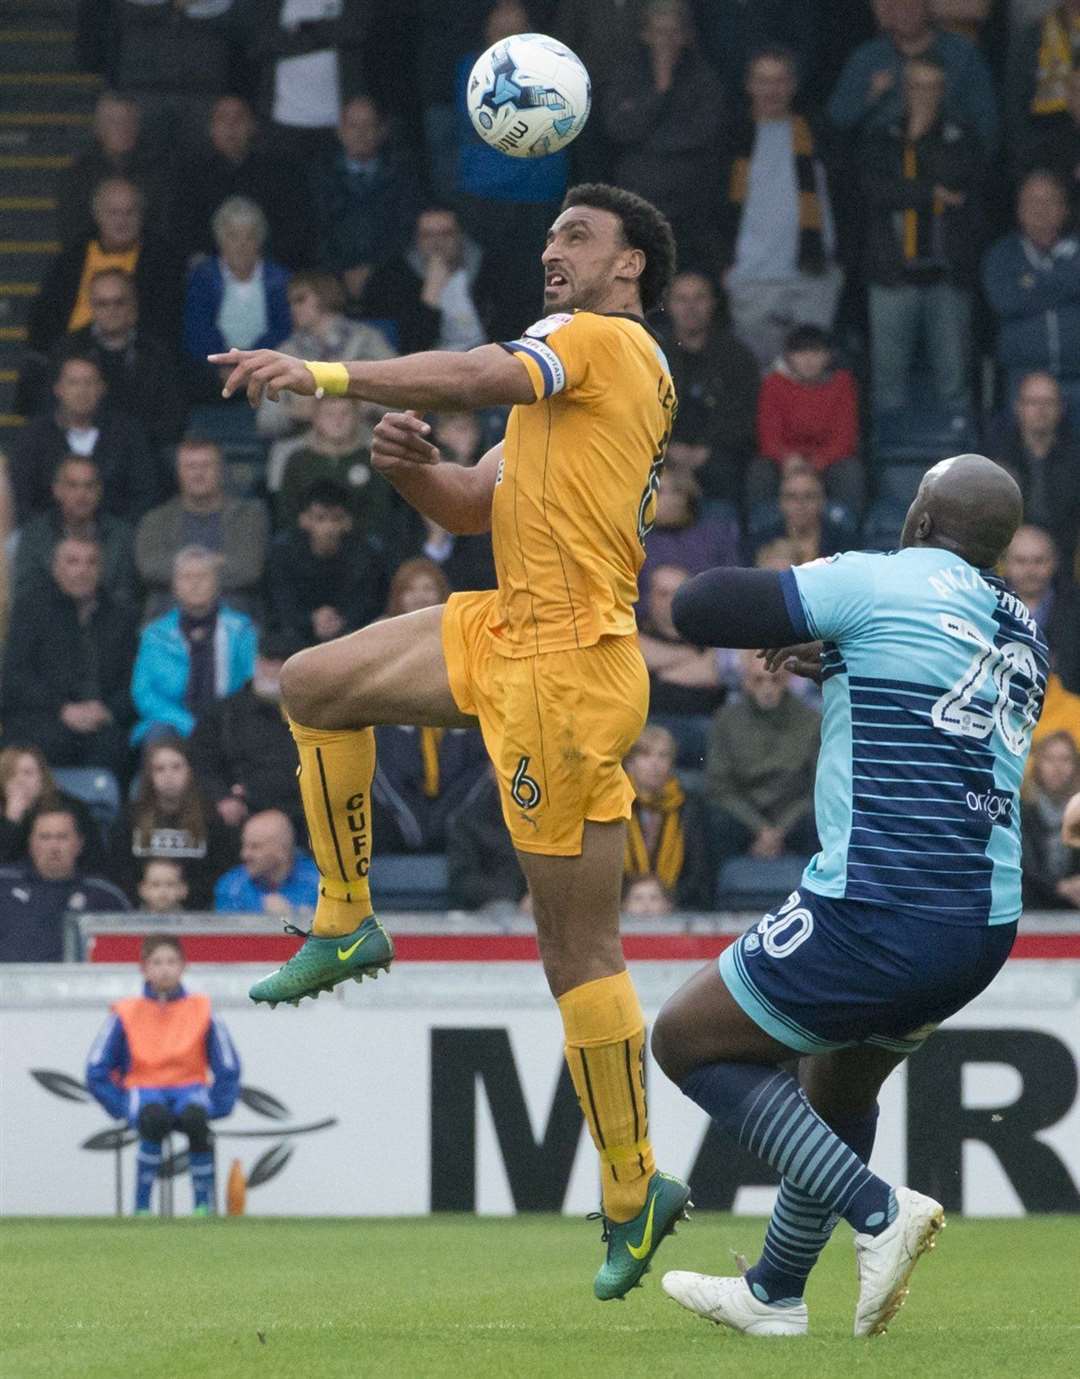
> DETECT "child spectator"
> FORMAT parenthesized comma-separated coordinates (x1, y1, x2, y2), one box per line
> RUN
(621, 873, 675, 920)
(1022, 731, 1080, 909)
(750, 326, 862, 512)
(624, 724, 713, 909)
(138, 859, 189, 914)
(85, 935, 240, 1215)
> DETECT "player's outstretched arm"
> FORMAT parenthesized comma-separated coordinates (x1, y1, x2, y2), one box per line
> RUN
(672, 568, 805, 650)
(210, 343, 535, 411)
(370, 411, 500, 535)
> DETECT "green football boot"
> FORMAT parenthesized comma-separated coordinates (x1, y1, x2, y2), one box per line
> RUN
(249, 915, 394, 1007)
(592, 1170, 692, 1301)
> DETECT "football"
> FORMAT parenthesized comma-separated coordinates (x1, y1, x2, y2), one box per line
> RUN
(466, 32, 591, 159)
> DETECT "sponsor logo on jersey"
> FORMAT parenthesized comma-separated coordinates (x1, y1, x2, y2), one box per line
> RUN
(965, 789, 1014, 823)
(524, 313, 573, 338)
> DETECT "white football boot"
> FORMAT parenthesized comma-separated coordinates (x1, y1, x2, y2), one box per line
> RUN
(662, 1272, 809, 1337)
(853, 1185, 945, 1337)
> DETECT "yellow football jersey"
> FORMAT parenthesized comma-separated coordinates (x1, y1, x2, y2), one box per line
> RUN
(491, 310, 677, 658)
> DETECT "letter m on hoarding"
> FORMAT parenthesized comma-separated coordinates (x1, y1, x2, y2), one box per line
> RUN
(430, 1029, 583, 1211)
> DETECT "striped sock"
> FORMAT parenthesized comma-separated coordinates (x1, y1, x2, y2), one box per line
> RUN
(189, 1150, 215, 1211)
(135, 1142, 161, 1212)
(744, 1107, 879, 1304)
(682, 1064, 896, 1238)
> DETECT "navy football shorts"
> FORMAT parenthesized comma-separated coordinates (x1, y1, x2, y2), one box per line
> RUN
(720, 888, 1017, 1055)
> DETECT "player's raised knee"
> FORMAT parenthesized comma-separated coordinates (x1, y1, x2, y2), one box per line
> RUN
(651, 1003, 690, 1087)
(280, 647, 330, 726)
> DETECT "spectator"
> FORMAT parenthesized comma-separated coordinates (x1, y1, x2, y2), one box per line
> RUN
(982, 170, 1080, 416)
(749, 324, 862, 510)
(623, 724, 713, 908)
(272, 395, 395, 534)
(722, 46, 844, 368)
(1022, 731, 1080, 909)
(1015, 68, 1080, 210)
(13, 454, 137, 609)
(28, 176, 184, 359)
(135, 439, 269, 620)
(692, 0, 826, 104)
(1002, 524, 1080, 693)
(1008, 1, 1080, 152)
(182, 195, 292, 397)
(383, 557, 451, 618)
(373, 721, 489, 854)
(0, 745, 105, 874)
(991, 371, 1080, 575)
(109, 735, 238, 909)
(706, 651, 820, 861)
(55, 91, 165, 249)
(309, 94, 424, 302)
(1, 536, 136, 778)
(637, 562, 725, 716)
(827, 0, 998, 154)
(860, 54, 983, 417)
(131, 547, 257, 747)
(454, 2, 569, 341)
(621, 872, 675, 918)
(267, 478, 387, 645)
(255, 272, 395, 439)
(189, 630, 304, 832)
(639, 471, 740, 606)
(601, 0, 725, 272)
(445, 766, 526, 911)
(85, 934, 240, 1215)
(7, 352, 158, 524)
(214, 809, 319, 915)
(173, 94, 313, 270)
(360, 205, 496, 355)
(751, 464, 851, 564)
(659, 270, 760, 506)
(137, 858, 190, 914)
(0, 804, 130, 962)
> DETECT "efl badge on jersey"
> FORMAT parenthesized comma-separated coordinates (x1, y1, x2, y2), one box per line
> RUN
(525, 312, 574, 338)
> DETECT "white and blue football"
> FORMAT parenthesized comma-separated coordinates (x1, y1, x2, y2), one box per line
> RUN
(466, 32, 591, 159)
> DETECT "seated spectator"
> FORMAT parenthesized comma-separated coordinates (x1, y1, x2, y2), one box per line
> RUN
(55, 91, 165, 248)
(860, 55, 983, 418)
(827, 0, 998, 154)
(173, 94, 312, 270)
(131, 547, 257, 747)
(1021, 731, 1080, 909)
(659, 270, 760, 506)
(1034, 671, 1080, 755)
(621, 872, 675, 919)
(749, 325, 862, 511)
(398, 413, 497, 591)
(0, 744, 105, 873)
(1, 536, 136, 778)
(182, 196, 292, 399)
(309, 94, 423, 304)
(13, 454, 136, 609)
(982, 171, 1080, 416)
(135, 439, 269, 620)
(137, 858, 189, 914)
(445, 766, 526, 912)
(0, 804, 130, 962)
(601, 0, 725, 272)
(256, 272, 395, 439)
(214, 809, 319, 915)
(1002, 525, 1080, 693)
(706, 651, 820, 861)
(1015, 67, 1080, 212)
(268, 479, 386, 646)
(384, 557, 451, 618)
(637, 562, 725, 716)
(8, 352, 158, 524)
(109, 735, 238, 909)
(361, 206, 495, 356)
(640, 472, 739, 606)
(1008, 1, 1080, 154)
(623, 724, 713, 909)
(85, 934, 240, 1216)
(189, 630, 304, 834)
(722, 46, 843, 367)
(28, 176, 184, 360)
(272, 396, 396, 536)
(991, 372, 1080, 575)
(750, 464, 851, 564)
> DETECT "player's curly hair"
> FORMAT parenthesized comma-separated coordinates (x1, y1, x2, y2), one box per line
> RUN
(561, 183, 677, 314)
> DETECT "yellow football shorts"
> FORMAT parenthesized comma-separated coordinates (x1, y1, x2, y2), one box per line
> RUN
(442, 590, 649, 856)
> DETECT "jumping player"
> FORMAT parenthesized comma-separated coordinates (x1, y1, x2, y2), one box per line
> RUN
(209, 184, 690, 1298)
(649, 454, 1046, 1337)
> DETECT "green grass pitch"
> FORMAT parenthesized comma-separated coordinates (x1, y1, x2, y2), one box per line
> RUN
(1, 1215, 1076, 1379)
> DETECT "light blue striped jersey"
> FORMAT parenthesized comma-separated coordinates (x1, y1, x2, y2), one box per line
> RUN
(780, 547, 1048, 925)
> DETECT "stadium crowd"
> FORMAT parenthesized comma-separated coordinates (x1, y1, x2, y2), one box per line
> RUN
(0, 0, 1079, 960)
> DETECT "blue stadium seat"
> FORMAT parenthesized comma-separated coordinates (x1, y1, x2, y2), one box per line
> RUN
(51, 767, 122, 834)
(876, 462, 928, 507)
(370, 853, 448, 912)
(861, 498, 908, 552)
(872, 375, 979, 465)
(715, 854, 806, 910)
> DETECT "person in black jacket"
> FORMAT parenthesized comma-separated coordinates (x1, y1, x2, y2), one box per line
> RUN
(0, 536, 137, 779)
(1021, 731, 1080, 910)
(446, 766, 527, 911)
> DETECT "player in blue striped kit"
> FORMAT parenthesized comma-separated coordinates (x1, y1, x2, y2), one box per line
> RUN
(650, 455, 1047, 1338)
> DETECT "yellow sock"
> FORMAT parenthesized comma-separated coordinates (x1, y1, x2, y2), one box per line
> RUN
(558, 970, 656, 1222)
(289, 719, 376, 938)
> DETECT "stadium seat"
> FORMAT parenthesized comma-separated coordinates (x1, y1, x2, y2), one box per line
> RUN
(861, 498, 908, 551)
(715, 854, 806, 910)
(369, 853, 448, 912)
(872, 374, 979, 465)
(876, 462, 928, 507)
(52, 767, 122, 834)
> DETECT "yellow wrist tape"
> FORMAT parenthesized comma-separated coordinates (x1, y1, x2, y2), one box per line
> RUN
(304, 360, 350, 399)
